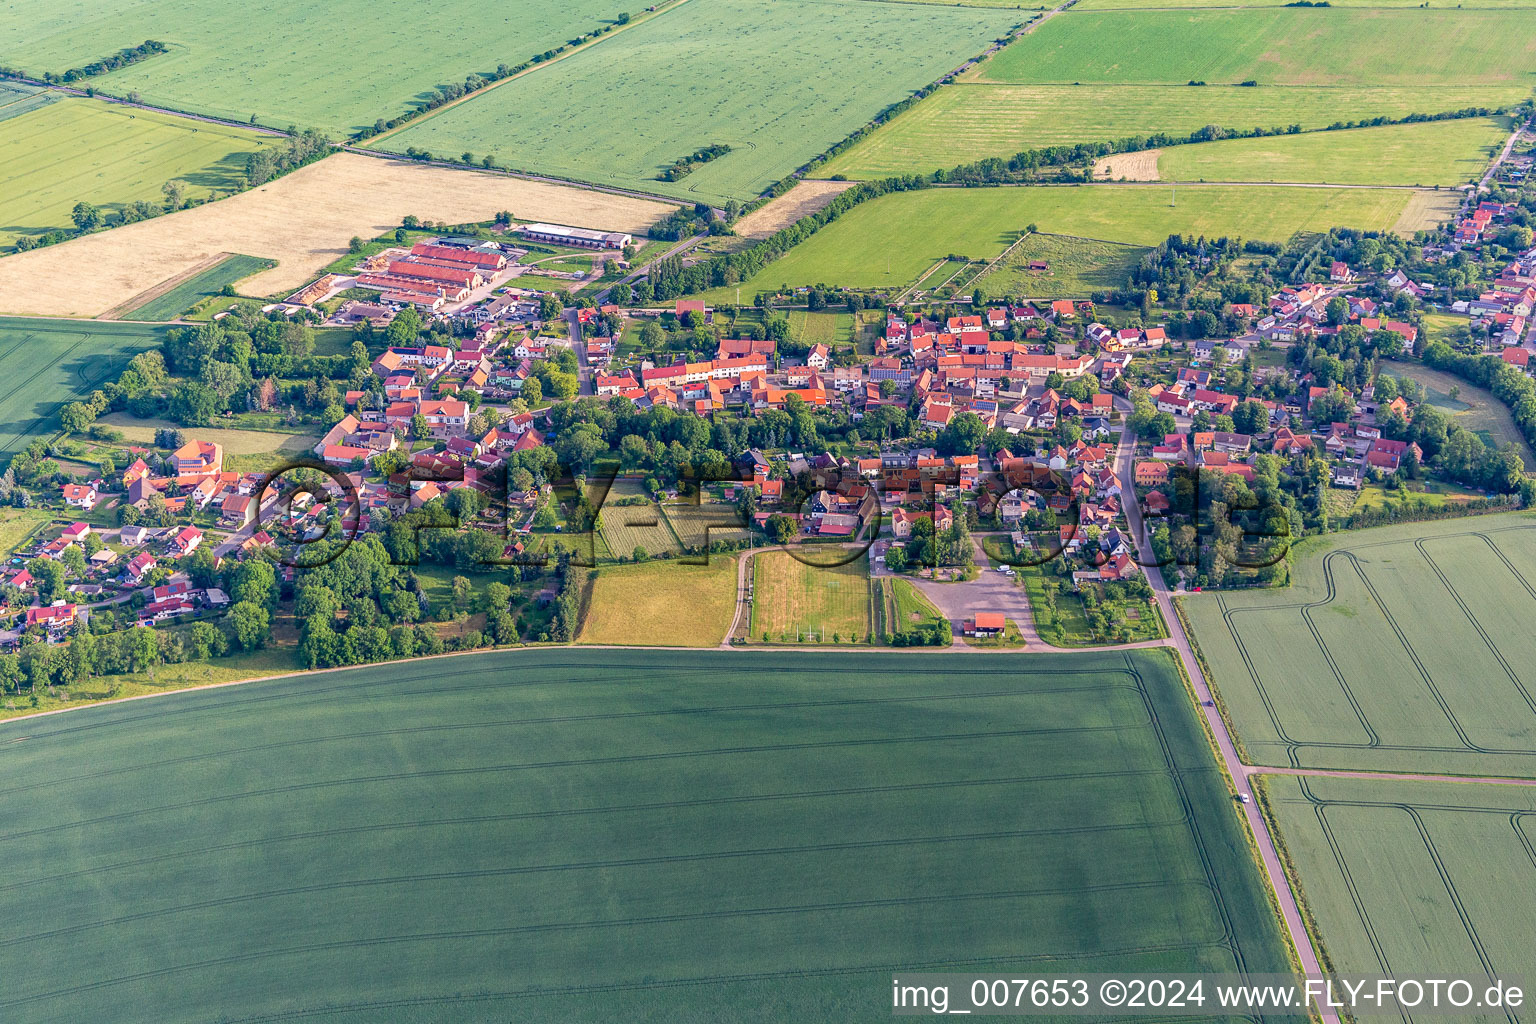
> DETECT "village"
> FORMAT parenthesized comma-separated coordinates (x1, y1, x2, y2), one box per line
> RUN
(5, 184, 1536, 654)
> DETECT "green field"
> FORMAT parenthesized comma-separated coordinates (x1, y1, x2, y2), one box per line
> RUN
(975, 9, 1536, 85)
(0, 79, 60, 123)
(120, 254, 277, 321)
(697, 184, 1422, 301)
(663, 501, 752, 550)
(1264, 774, 1536, 1001)
(1149, 117, 1510, 186)
(0, 317, 166, 464)
(1077, 0, 1536, 9)
(0, 647, 1291, 1021)
(820, 83, 1522, 180)
(1184, 514, 1536, 777)
(599, 501, 681, 558)
(784, 310, 855, 346)
(0, 0, 621, 135)
(751, 550, 872, 642)
(0, 96, 278, 250)
(375, 0, 1018, 202)
(976, 232, 1150, 299)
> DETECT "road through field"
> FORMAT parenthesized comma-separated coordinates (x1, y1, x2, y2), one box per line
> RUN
(1113, 400, 1338, 1020)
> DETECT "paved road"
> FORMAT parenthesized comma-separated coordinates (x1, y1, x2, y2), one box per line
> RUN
(1479, 116, 1529, 191)
(1113, 404, 1340, 1021)
(565, 307, 593, 396)
(902, 537, 1042, 646)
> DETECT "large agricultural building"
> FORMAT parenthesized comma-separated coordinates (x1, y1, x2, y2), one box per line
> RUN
(519, 222, 632, 249)
(356, 238, 507, 308)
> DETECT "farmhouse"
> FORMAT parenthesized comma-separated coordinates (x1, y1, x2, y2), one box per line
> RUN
(963, 612, 1005, 638)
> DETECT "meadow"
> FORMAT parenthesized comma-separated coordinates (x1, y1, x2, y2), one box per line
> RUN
(375, 0, 1019, 203)
(974, 9, 1536, 85)
(0, 97, 278, 250)
(663, 501, 752, 550)
(1263, 774, 1536, 1001)
(577, 557, 738, 646)
(751, 550, 872, 642)
(1182, 513, 1536, 777)
(1147, 117, 1511, 187)
(120, 254, 276, 321)
(697, 184, 1423, 301)
(820, 84, 1523, 180)
(0, 317, 165, 464)
(0, 647, 1290, 1021)
(598, 501, 680, 559)
(0, 0, 621, 135)
(1384, 359, 1535, 467)
(976, 232, 1150, 299)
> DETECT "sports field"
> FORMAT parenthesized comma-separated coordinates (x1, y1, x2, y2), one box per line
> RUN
(1146, 117, 1510, 187)
(0, 317, 165, 463)
(1263, 774, 1536, 999)
(751, 550, 872, 642)
(119, 254, 276, 321)
(974, 9, 1536, 85)
(820, 84, 1521, 180)
(0, 153, 670, 319)
(697, 184, 1424, 301)
(578, 557, 738, 646)
(375, 0, 1019, 202)
(1183, 514, 1536, 777)
(0, 0, 619, 135)
(0, 96, 278, 250)
(0, 647, 1291, 1021)
(976, 232, 1150, 299)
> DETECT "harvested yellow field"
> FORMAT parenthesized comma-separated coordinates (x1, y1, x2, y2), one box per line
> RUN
(733, 179, 858, 239)
(0, 152, 673, 318)
(1094, 149, 1160, 181)
(1392, 188, 1462, 233)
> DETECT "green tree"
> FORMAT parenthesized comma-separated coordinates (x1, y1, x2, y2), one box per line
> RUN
(228, 601, 271, 651)
(71, 201, 101, 231)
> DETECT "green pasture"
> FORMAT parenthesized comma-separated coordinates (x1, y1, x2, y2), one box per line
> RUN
(1263, 774, 1536, 1002)
(0, 0, 620, 135)
(120, 254, 277, 321)
(1151, 117, 1511, 187)
(1183, 513, 1536, 777)
(0, 647, 1290, 1021)
(976, 232, 1149, 299)
(0, 96, 278, 250)
(974, 9, 1536, 85)
(0, 317, 166, 464)
(820, 83, 1522, 180)
(695, 184, 1420, 301)
(1385, 359, 1535, 468)
(375, 0, 1018, 203)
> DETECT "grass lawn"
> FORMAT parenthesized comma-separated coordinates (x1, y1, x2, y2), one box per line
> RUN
(876, 577, 947, 639)
(1183, 512, 1536, 776)
(94, 413, 320, 472)
(1384, 358, 1535, 469)
(820, 83, 1522, 180)
(0, 96, 280, 251)
(976, 232, 1149, 299)
(696, 185, 1422, 302)
(1016, 557, 1165, 647)
(0, 0, 623, 136)
(0, 647, 1290, 1019)
(0, 317, 166, 466)
(373, 0, 1019, 203)
(1352, 479, 1481, 512)
(577, 556, 738, 646)
(784, 310, 855, 347)
(1149, 117, 1511, 187)
(1263, 773, 1536, 1006)
(975, 8, 1536, 86)
(1419, 310, 1472, 346)
(750, 550, 871, 643)
(119, 254, 277, 321)
(0, 506, 53, 558)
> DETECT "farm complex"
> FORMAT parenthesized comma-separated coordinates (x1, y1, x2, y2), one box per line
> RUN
(4, 0, 1536, 1019)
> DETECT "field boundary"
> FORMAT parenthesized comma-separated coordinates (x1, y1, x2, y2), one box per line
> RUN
(96, 252, 233, 321)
